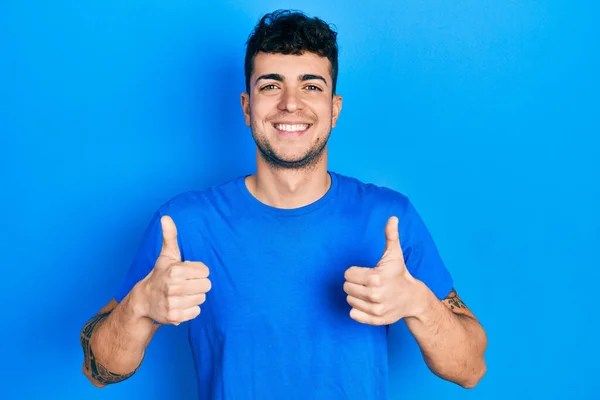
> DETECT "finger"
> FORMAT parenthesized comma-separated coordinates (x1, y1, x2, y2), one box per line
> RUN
(160, 215, 181, 261)
(165, 277, 212, 296)
(349, 307, 382, 326)
(180, 305, 201, 322)
(344, 266, 373, 286)
(343, 281, 382, 303)
(169, 262, 210, 279)
(173, 293, 207, 309)
(185, 262, 210, 278)
(383, 216, 403, 258)
(170, 305, 201, 325)
(180, 277, 212, 295)
(346, 295, 385, 317)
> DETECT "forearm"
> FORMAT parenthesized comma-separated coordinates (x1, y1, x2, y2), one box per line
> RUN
(81, 284, 157, 387)
(405, 282, 487, 388)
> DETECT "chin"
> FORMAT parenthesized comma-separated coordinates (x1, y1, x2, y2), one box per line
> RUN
(253, 129, 328, 169)
(271, 150, 326, 170)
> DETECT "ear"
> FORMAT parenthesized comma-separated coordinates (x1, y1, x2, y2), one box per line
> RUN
(331, 94, 343, 128)
(241, 92, 251, 127)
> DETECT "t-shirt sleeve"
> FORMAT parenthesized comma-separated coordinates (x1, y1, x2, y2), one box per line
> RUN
(399, 199, 454, 300)
(114, 210, 164, 303)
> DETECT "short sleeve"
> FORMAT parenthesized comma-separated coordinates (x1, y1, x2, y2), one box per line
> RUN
(114, 210, 163, 303)
(399, 200, 453, 300)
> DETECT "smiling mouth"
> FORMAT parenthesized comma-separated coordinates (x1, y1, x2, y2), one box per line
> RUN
(272, 123, 312, 136)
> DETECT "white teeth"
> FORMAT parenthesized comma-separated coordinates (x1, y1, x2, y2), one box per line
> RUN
(275, 124, 309, 132)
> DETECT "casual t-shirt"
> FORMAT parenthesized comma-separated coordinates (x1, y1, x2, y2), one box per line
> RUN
(115, 171, 453, 400)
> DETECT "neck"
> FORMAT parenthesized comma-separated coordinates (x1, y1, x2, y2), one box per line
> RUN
(245, 148, 331, 209)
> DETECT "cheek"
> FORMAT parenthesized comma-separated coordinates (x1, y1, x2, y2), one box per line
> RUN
(250, 102, 273, 124)
(314, 99, 333, 115)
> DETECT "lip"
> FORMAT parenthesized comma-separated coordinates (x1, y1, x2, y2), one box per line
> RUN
(271, 122, 312, 137)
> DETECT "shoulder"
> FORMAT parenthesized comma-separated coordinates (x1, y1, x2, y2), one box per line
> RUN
(333, 172, 413, 216)
(154, 175, 245, 221)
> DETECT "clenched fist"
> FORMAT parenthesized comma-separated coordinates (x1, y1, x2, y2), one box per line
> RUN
(136, 215, 212, 325)
(344, 216, 426, 326)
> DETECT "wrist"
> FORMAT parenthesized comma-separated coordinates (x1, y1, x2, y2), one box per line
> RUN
(126, 281, 152, 323)
(406, 279, 439, 325)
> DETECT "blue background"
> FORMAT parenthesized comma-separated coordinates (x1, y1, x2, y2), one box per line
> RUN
(1, 0, 598, 399)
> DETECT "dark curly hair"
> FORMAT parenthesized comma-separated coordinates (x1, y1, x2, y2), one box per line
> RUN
(244, 10, 339, 95)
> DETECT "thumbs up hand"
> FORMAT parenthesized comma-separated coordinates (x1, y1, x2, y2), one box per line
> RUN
(343, 216, 425, 326)
(136, 215, 212, 326)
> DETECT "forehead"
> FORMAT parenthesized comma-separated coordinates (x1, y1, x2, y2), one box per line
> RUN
(252, 52, 331, 82)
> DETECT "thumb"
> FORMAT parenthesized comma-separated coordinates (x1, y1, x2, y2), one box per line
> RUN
(383, 216, 403, 258)
(160, 215, 181, 261)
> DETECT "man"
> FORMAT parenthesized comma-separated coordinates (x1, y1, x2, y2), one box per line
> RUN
(80, 9, 487, 399)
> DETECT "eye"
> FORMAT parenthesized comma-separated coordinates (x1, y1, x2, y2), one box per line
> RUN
(305, 85, 322, 91)
(260, 84, 279, 91)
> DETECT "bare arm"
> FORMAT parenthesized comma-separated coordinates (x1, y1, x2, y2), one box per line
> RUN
(80, 288, 159, 387)
(344, 216, 487, 389)
(80, 215, 211, 387)
(404, 286, 488, 388)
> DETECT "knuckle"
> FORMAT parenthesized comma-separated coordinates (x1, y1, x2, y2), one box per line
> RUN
(372, 304, 385, 317)
(162, 281, 171, 295)
(182, 306, 201, 322)
(369, 273, 382, 287)
(204, 278, 212, 292)
(165, 296, 177, 310)
(165, 283, 177, 296)
(197, 293, 206, 305)
(368, 290, 382, 303)
(166, 310, 180, 323)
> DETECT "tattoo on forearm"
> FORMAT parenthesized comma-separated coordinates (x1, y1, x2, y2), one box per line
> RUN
(446, 290, 467, 310)
(80, 312, 139, 384)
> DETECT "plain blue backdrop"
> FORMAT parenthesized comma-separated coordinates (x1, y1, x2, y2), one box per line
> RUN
(1, 0, 598, 399)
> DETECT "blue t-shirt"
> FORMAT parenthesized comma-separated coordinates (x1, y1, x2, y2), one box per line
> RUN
(115, 171, 453, 400)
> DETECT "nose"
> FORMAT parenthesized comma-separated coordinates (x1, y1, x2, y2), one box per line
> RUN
(277, 89, 302, 113)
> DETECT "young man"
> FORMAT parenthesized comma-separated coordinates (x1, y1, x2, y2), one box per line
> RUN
(80, 10, 487, 399)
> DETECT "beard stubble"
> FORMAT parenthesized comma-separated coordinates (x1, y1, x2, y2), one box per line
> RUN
(250, 113, 332, 171)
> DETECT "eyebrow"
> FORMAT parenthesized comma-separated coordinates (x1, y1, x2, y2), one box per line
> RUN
(255, 73, 328, 86)
(300, 74, 328, 85)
